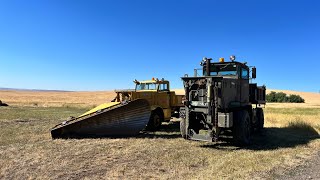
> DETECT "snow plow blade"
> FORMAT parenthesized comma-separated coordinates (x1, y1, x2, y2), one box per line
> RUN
(51, 99, 150, 139)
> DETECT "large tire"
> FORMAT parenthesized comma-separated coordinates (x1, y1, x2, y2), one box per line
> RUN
(146, 111, 162, 131)
(180, 118, 187, 139)
(251, 108, 257, 133)
(233, 110, 251, 146)
(256, 108, 264, 132)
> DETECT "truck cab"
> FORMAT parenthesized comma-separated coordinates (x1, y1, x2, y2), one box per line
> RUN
(135, 78, 170, 92)
(203, 59, 252, 108)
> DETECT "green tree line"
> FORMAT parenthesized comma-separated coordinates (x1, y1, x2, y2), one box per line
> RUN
(266, 91, 305, 103)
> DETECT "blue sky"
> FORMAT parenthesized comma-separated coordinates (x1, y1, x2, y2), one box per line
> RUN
(0, 0, 319, 92)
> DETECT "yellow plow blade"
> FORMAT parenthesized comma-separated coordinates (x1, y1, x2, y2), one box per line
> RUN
(78, 102, 120, 118)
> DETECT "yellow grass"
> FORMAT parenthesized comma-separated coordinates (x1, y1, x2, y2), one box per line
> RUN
(0, 89, 185, 107)
(0, 90, 116, 107)
(172, 89, 185, 95)
(1, 89, 318, 108)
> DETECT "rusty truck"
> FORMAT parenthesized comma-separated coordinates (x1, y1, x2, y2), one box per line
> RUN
(180, 56, 266, 145)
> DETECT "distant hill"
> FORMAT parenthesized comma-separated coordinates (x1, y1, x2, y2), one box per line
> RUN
(0, 88, 319, 107)
(0, 87, 72, 92)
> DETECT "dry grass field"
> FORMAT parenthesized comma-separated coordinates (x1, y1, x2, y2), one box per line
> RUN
(0, 90, 116, 107)
(0, 89, 320, 179)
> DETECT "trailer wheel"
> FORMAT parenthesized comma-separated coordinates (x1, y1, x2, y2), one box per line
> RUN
(256, 108, 264, 132)
(146, 111, 162, 131)
(233, 110, 251, 146)
(180, 118, 187, 139)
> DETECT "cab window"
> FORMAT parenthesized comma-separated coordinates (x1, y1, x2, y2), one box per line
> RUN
(159, 83, 169, 91)
(209, 64, 237, 76)
(136, 83, 157, 90)
(241, 68, 249, 79)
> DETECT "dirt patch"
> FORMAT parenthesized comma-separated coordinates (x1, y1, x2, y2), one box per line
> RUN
(255, 150, 320, 179)
(276, 151, 320, 179)
(14, 119, 31, 123)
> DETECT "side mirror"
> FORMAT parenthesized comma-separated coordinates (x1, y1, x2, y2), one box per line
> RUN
(252, 67, 256, 79)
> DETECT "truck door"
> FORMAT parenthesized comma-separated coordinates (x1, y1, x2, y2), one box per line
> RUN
(158, 83, 171, 119)
(240, 67, 250, 103)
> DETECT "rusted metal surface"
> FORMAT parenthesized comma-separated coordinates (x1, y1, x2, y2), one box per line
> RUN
(51, 99, 151, 139)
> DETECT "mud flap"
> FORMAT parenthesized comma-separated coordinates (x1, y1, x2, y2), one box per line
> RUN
(51, 99, 151, 139)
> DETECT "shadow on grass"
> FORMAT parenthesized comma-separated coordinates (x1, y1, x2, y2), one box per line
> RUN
(53, 119, 320, 150)
(137, 121, 181, 139)
(155, 120, 320, 150)
(201, 124, 320, 151)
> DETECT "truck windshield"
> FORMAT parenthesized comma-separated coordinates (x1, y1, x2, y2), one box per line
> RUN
(136, 83, 157, 90)
(209, 64, 237, 76)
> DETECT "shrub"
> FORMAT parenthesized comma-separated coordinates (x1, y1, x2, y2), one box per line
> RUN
(266, 91, 305, 103)
(274, 92, 288, 102)
(266, 91, 276, 102)
(288, 94, 305, 103)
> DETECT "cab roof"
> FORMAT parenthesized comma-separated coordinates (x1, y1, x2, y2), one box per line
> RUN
(209, 61, 249, 69)
(137, 79, 169, 84)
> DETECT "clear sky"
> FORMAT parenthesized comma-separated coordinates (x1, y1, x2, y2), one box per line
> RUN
(0, 0, 319, 92)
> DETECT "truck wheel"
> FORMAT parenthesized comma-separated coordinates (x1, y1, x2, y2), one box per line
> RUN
(180, 118, 187, 139)
(146, 112, 162, 131)
(233, 110, 251, 146)
(256, 108, 264, 132)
